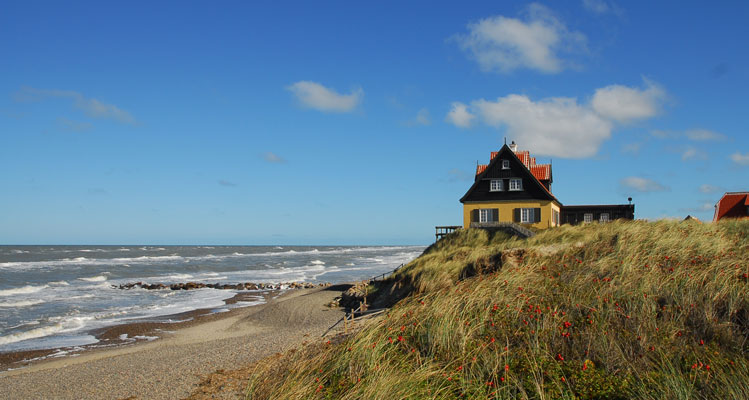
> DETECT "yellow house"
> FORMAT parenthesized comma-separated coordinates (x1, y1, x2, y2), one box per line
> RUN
(460, 141, 562, 230)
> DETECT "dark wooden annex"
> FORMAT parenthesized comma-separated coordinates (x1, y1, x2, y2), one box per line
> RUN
(561, 204, 635, 225)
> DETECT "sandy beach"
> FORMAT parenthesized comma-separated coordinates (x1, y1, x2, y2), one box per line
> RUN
(0, 285, 349, 399)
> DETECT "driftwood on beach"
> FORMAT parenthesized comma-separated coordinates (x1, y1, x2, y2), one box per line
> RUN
(114, 281, 331, 291)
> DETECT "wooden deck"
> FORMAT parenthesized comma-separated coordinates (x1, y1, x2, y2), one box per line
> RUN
(435, 225, 462, 241)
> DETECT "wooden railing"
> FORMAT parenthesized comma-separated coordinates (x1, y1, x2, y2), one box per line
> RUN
(322, 263, 405, 337)
(435, 225, 462, 241)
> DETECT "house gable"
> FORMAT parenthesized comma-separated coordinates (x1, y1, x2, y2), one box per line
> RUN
(713, 192, 749, 221)
(460, 144, 558, 204)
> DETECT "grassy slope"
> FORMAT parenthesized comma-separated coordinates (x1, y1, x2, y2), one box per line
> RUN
(246, 220, 749, 399)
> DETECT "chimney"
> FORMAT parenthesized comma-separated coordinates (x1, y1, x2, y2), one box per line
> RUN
(509, 141, 518, 153)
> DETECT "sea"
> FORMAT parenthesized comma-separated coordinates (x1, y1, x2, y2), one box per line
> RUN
(0, 245, 424, 354)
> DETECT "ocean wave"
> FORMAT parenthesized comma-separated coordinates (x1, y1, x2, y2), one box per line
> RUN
(0, 246, 425, 270)
(67, 294, 95, 300)
(0, 317, 87, 346)
(310, 260, 325, 265)
(0, 285, 48, 297)
(0, 299, 45, 307)
(10, 249, 30, 254)
(48, 281, 70, 286)
(79, 275, 108, 282)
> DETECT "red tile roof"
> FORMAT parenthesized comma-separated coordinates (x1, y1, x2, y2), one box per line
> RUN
(477, 148, 551, 182)
(530, 165, 551, 181)
(714, 192, 749, 221)
(516, 151, 531, 166)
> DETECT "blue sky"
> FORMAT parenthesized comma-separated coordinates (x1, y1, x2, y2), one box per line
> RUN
(1, 1, 748, 245)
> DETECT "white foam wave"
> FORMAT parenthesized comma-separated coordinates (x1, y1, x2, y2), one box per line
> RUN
(0, 319, 86, 346)
(48, 281, 70, 286)
(79, 275, 107, 282)
(11, 249, 30, 254)
(67, 294, 95, 300)
(0, 285, 48, 296)
(0, 299, 45, 307)
(0, 246, 425, 270)
(310, 260, 325, 265)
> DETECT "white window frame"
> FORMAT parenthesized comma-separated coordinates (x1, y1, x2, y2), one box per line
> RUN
(509, 178, 523, 191)
(552, 210, 559, 226)
(600, 213, 610, 223)
(479, 209, 493, 223)
(584, 213, 593, 223)
(502, 160, 510, 169)
(489, 179, 503, 192)
(521, 208, 534, 223)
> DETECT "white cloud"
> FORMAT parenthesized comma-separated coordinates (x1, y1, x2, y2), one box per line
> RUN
(263, 152, 286, 163)
(286, 81, 362, 113)
(57, 117, 93, 132)
(454, 3, 586, 73)
(679, 202, 715, 214)
(681, 146, 707, 161)
(698, 184, 723, 194)
(472, 94, 611, 158)
(408, 108, 431, 126)
(582, 0, 611, 13)
(15, 86, 136, 124)
(685, 129, 726, 141)
(445, 102, 475, 128)
(591, 81, 665, 123)
(447, 80, 665, 158)
(620, 176, 669, 193)
(621, 142, 643, 155)
(582, 0, 622, 15)
(730, 152, 749, 166)
(652, 128, 726, 141)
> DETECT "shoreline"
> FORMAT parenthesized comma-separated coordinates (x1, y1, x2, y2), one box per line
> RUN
(0, 289, 282, 371)
(0, 284, 351, 399)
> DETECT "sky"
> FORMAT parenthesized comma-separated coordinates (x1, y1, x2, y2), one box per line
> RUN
(1, 1, 748, 245)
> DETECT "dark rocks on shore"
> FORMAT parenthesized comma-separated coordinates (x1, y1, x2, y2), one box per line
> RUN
(114, 281, 331, 291)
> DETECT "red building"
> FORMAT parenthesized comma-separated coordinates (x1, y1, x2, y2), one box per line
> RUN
(713, 192, 749, 222)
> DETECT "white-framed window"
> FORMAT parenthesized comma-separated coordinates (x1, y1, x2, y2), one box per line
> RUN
(552, 210, 560, 226)
(584, 213, 593, 223)
(502, 160, 510, 169)
(490, 179, 503, 192)
(521, 208, 534, 223)
(479, 208, 495, 223)
(509, 178, 523, 191)
(600, 213, 610, 223)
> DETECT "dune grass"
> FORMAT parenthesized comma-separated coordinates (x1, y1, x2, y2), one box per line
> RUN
(245, 219, 749, 399)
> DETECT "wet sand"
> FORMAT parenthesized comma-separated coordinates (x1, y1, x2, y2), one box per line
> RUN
(0, 285, 349, 399)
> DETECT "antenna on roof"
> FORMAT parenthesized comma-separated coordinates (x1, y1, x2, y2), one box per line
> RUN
(504, 137, 507, 145)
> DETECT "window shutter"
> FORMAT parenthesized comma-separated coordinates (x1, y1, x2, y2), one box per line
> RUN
(534, 208, 541, 223)
(472, 209, 479, 222)
(492, 208, 499, 222)
(513, 208, 520, 223)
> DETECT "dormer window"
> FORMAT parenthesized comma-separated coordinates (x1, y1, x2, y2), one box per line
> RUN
(490, 179, 503, 192)
(502, 160, 510, 169)
(509, 178, 523, 191)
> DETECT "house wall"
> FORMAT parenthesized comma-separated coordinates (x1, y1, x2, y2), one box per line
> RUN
(463, 200, 561, 230)
(560, 205, 635, 225)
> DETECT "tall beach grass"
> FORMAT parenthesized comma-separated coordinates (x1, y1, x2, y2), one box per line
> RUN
(245, 219, 749, 399)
